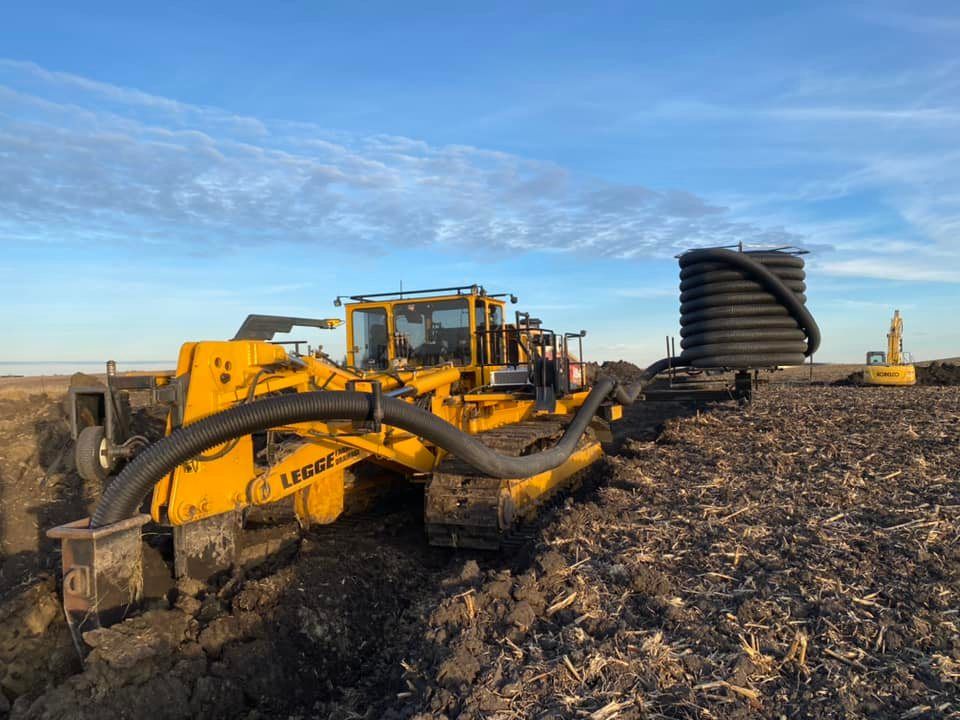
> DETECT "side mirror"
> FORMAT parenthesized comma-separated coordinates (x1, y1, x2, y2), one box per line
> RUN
(333, 298, 342, 307)
(580, 330, 587, 337)
(510, 294, 518, 304)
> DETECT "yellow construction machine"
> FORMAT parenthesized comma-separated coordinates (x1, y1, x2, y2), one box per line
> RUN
(48, 247, 821, 642)
(52, 285, 636, 636)
(863, 310, 916, 386)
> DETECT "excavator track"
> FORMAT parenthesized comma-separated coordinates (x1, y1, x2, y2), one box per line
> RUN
(425, 417, 600, 549)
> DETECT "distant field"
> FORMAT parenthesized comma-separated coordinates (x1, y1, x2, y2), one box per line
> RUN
(0, 370, 168, 398)
(772, 363, 858, 383)
(1, 358, 956, 398)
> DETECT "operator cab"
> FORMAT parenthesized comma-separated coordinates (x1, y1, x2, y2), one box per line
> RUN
(341, 285, 507, 374)
(865, 351, 886, 365)
(337, 285, 587, 404)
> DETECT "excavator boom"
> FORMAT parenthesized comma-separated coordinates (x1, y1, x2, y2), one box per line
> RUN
(887, 309, 903, 366)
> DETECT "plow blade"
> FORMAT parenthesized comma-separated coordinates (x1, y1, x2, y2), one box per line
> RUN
(47, 514, 151, 646)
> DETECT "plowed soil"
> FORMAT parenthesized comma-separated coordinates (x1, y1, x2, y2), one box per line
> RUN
(1, 374, 958, 719)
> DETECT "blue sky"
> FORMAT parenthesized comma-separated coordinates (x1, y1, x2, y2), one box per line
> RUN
(2, 0, 959, 365)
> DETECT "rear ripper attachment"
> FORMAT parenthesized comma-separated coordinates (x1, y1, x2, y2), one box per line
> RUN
(48, 258, 820, 644)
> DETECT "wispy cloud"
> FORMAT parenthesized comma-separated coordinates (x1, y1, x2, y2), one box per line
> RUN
(821, 258, 960, 284)
(0, 59, 270, 136)
(5, 58, 960, 289)
(0, 60, 798, 259)
(765, 106, 960, 124)
(831, 298, 917, 311)
(648, 98, 960, 127)
(648, 59, 960, 286)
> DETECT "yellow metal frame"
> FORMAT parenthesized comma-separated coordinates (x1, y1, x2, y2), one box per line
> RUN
(146, 289, 613, 530)
(863, 364, 916, 386)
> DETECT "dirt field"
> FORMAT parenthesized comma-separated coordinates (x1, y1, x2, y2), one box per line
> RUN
(1, 367, 959, 718)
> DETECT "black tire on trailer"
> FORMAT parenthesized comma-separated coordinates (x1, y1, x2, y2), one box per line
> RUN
(76, 425, 114, 483)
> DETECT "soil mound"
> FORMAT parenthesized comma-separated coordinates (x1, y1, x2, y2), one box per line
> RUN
(0, 394, 93, 596)
(598, 360, 645, 384)
(0, 392, 165, 596)
(830, 371, 861, 386)
(917, 361, 960, 386)
(0, 389, 167, 713)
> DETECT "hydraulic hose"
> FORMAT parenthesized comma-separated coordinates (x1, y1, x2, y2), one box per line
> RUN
(677, 248, 820, 368)
(93, 373, 666, 527)
(606, 357, 674, 405)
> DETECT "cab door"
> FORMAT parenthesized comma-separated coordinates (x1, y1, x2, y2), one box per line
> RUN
(347, 305, 391, 370)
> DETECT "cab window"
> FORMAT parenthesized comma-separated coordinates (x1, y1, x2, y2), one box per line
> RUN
(394, 298, 471, 367)
(488, 304, 504, 364)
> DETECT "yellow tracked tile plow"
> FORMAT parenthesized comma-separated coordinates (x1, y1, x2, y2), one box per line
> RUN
(48, 247, 820, 641)
(52, 285, 631, 636)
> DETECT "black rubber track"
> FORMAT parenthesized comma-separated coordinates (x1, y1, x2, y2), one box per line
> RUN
(676, 248, 820, 368)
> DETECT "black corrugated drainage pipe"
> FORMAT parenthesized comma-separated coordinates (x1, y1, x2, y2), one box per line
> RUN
(677, 248, 820, 367)
(91, 370, 664, 527)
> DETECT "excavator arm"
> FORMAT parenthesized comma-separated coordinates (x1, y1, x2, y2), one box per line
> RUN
(887, 309, 904, 366)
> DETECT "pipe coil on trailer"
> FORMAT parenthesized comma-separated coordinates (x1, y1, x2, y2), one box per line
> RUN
(677, 248, 820, 368)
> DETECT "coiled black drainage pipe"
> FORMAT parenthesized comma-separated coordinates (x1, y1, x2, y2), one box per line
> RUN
(678, 248, 820, 367)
